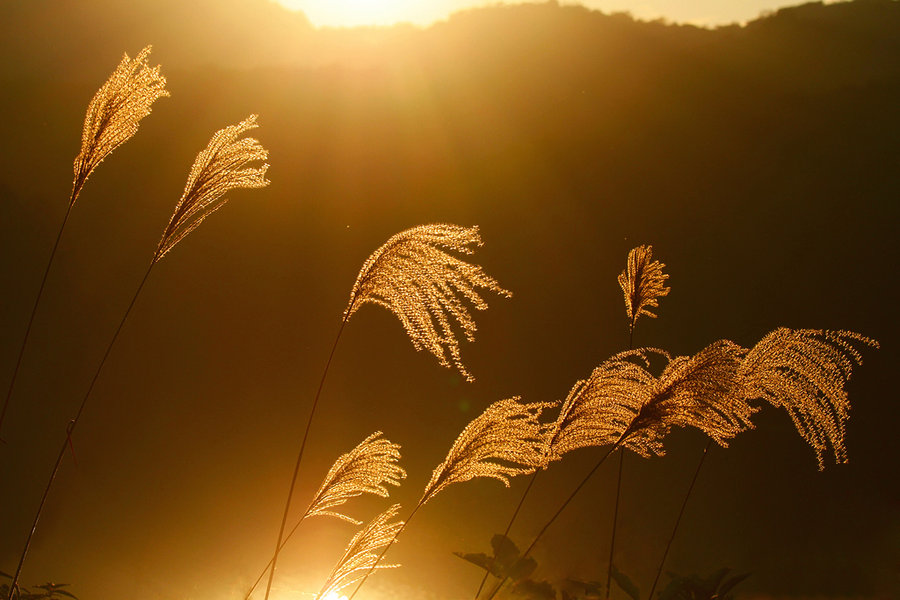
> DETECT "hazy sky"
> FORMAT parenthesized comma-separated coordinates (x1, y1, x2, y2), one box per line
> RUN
(274, 0, 817, 27)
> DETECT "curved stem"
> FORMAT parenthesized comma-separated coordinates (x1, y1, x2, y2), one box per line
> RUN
(473, 470, 542, 599)
(646, 439, 712, 600)
(262, 316, 349, 600)
(604, 451, 624, 598)
(0, 190, 79, 441)
(6, 260, 154, 600)
(606, 327, 635, 598)
(485, 442, 621, 600)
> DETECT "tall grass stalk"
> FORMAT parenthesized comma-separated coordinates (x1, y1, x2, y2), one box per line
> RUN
(0, 46, 168, 441)
(6, 262, 155, 600)
(647, 439, 712, 600)
(7, 115, 267, 600)
(483, 443, 622, 600)
(262, 316, 348, 600)
(347, 398, 551, 600)
(261, 224, 508, 599)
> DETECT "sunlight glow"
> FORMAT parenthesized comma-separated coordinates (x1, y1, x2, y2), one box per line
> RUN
(275, 0, 445, 27)
(322, 592, 348, 600)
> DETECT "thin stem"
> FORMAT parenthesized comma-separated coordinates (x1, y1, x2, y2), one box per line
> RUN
(262, 316, 349, 600)
(0, 188, 80, 441)
(606, 326, 635, 599)
(604, 451, 624, 598)
(472, 470, 542, 600)
(6, 260, 155, 600)
(485, 442, 621, 600)
(346, 502, 422, 600)
(646, 439, 712, 600)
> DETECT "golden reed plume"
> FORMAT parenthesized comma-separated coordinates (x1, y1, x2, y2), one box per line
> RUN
(73, 46, 169, 204)
(618, 245, 670, 335)
(305, 432, 406, 524)
(741, 328, 878, 469)
(547, 341, 753, 461)
(345, 224, 511, 382)
(421, 398, 553, 505)
(245, 434, 404, 599)
(316, 505, 404, 600)
(154, 115, 269, 261)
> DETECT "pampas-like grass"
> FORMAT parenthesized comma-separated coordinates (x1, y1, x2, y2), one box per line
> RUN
(263, 223, 508, 600)
(316, 505, 404, 600)
(155, 114, 269, 261)
(0, 46, 168, 440)
(618, 245, 669, 339)
(73, 46, 169, 203)
(246, 433, 404, 599)
(741, 328, 878, 469)
(420, 398, 554, 505)
(346, 398, 554, 600)
(6, 115, 269, 600)
(345, 224, 511, 382)
(305, 432, 406, 524)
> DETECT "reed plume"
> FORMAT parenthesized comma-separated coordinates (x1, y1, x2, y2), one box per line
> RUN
(305, 432, 406, 524)
(264, 224, 508, 600)
(246, 434, 404, 599)
(0, 46, 168, 439)
(155, 114, 269, 261)
(347, 399, 554, 600)
(421, 398, 553, 505)
(607, 244, 668, 598)
(741, 328, 878, 469)
(546, 349, 667, 461)
(6, 116, 268, 600)
(73, 46, 169, 203)
(646, 328, 877, 599)
(316, 505, 404, 600)
(618, 245, 669, 342)
(345, 224, 511, 382)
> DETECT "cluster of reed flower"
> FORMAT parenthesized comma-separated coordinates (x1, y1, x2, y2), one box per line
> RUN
(0, 47, 879, 600)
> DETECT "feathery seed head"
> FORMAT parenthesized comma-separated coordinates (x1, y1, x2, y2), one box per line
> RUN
(316, 504, 404, 599)
(154, 115, 269, 261)
(420, 398, 553, 505)
(73, 46, 169, 203)
(618, 245, 670, 332)
(305, 432, 406, 524)
(741, 328, 878, 469)
(547, 348, 666, 461)
(624, 340, 755, 456)
(345, 224, 511, 382)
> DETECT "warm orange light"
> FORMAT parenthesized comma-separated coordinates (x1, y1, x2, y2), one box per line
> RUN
(275, 0, 437, 27)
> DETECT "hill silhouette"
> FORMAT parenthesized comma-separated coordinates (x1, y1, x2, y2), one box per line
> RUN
(0, 1, 897, 599)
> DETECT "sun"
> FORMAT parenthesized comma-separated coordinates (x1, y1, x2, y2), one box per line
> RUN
(275, 0, 441, 28)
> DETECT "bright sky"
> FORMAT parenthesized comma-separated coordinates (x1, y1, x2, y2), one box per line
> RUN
(273, 0, 814, 28)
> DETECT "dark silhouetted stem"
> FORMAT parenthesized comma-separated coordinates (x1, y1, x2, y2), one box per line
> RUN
(262, 316, 349, 600)
(647, 439, 712, 600)
(606, 327, 635, 599)
(473, 470, 542, 599)
(485, 442, 622, 600)
(6, 260, 154, 600)
(346, 502, 422, 600)
(0, 189, 80, 441)
(605, 451, 625, 598)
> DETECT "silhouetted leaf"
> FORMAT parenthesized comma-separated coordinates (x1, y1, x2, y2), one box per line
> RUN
(610, 564, 640, 600)
(453, 551, 504, 578)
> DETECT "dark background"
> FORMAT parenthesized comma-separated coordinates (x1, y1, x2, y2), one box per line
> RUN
(0, 1, 897, 599)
